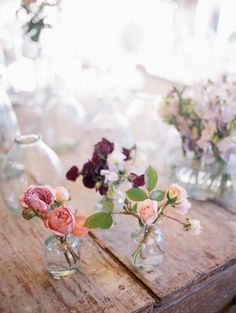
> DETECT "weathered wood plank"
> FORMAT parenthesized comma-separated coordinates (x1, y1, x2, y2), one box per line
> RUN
(0, 197, 155, 313)
(66, 179, 236, 312)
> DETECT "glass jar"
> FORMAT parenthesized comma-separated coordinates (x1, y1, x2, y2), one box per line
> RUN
(0, 88, 20, 153)
(129, 223, 165, 270)
(169, 149, 236, 201)
(40, 90, 86, 152)
(44, 234, 81, 278)
(0, 134, 64, 213)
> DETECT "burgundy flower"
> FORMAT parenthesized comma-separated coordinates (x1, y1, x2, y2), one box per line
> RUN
(98, 184, 109, 195)
(93, 138, 114, 160)
(82, 176, 96, 188)
(81, 160, 95, 177)
(122, 147, 132, 161)
(129, 173, 145, 187)
(66, 166, 80, 181)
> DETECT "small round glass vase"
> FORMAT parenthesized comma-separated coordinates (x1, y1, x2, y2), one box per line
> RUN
(44, 235, 81, 279)
(0, 134, 64, 213)
(169, 150, 236, 201)
(129, 224, 165, 270)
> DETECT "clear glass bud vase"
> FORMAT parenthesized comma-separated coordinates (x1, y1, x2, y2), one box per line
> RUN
(130, 224, 165, 270)
(0, 134, 64, 213)
(44, 235, 81, 278)
(169, 148, 236, 200)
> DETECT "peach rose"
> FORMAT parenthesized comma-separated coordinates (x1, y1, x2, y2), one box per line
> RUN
(20, 185, 55, 215)
(55, 186, 70, 202)
(72, 216, 89, 237)
(167, 184, 191, 215)
(45, 205, 75, 236)
(137, 199, 158, 225)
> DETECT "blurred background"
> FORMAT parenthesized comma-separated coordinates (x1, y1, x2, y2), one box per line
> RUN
(1, 0, 236, 157)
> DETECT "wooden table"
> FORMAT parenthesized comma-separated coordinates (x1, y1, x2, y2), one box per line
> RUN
(1, 142, 236, 313)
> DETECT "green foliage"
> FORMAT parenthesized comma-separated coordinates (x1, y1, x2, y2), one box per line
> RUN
(101, 199, 114, 213)
(132, 203, 138, 212)
(166, 192, 178, 204)
(145, 166, 158, 192)
(183, 218, 191, 231)
(150, 190, 165, 201)
(126, 188, 147, 201)
(107, 185, 116, 199)
(85, 212, 113, 229)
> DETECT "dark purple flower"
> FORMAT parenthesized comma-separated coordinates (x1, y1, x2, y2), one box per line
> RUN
(81, 160, 95, 177)
(129, 173, 145, 187)
(66, 166, 80, 181)
(98, 184, 109, 195)
(93, 138, 114, 160)
(82, 176, 96, 189)
(122, 147, 133, 161)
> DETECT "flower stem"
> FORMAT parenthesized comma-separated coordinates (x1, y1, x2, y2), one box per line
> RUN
(163, 214, 185, 225)
(60, 236, 71, 267)
(132, 225, 152, 267)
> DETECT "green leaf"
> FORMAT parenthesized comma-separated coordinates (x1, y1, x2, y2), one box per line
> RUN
(145, 166, 158, 192)
(85, 213, 113, 229)
(138, 218, 144, 228)
(132, 203, 138, 212)
(150, 190, 165, 201)
(126, 188, 147, 201)
(102, 199, 114, 212)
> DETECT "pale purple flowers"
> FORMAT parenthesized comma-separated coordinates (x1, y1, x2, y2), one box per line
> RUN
(161, 75, 236, 163)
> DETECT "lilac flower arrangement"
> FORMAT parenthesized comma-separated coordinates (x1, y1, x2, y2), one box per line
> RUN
(161, 75, 236, 164)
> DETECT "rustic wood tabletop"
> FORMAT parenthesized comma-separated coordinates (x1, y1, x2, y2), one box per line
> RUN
(1, 138, 236, 313)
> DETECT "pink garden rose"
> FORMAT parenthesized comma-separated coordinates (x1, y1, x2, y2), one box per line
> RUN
(167, 184, 191, 215)
(137, 199, 158, 225)
(45, 205, 75, 236)
(55, 186, 70, 202)
(20, 185, 55, 215)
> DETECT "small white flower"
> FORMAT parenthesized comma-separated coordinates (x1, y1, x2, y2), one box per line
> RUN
(100, 170, 119, 183)
(190, 219, 202, 235)
(107, 150, 126, 171)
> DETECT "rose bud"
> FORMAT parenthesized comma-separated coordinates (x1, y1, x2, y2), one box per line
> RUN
(55, 186, 70, 202)
(22, 208, 36, 220)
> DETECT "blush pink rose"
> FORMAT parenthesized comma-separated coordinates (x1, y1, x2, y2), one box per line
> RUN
(167, 184, 191, 215)
(137, 199, 158, 225)
(20, 185, 56, 215)
(45, 205, 75, 236)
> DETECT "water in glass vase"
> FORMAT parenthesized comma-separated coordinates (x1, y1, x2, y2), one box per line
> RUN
(44, 234, 81, 278)
(130, 224, 164, 270)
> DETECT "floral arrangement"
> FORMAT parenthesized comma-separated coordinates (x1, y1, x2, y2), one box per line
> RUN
(81, 165, 201, 232)
(20, 185, 88, 267)
(66, 138, 145, 198)
(161, 75, 236, 164)
(66, 138, 201, 267)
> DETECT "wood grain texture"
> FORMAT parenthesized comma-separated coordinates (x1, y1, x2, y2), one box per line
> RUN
(92, 200, 236, 303)
(0, 197, 154, 313)
(65, 178, 236, 312)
